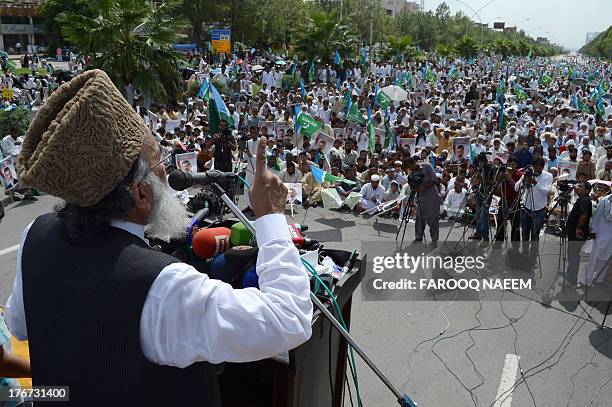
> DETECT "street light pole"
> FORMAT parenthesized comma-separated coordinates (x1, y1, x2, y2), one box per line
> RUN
(455, 0, 498, 53)
(369, 0, 374, 56)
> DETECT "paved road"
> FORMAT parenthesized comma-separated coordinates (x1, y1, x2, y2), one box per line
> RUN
(0, 194, 610, 406)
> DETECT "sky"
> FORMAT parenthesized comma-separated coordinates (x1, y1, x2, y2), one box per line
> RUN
(422, 0, 611, 51)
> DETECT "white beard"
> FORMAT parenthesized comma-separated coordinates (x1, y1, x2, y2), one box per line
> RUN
(145, 174, 190, 242)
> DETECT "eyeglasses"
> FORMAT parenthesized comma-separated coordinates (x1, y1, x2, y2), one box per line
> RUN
(151, 146, 173, 171)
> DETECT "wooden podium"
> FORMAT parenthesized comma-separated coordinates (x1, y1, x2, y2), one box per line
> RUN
(218, 249, 366, 407)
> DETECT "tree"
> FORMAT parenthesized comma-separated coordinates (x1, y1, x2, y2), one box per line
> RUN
(41, 0, 92, 51)
(455, 36, 478, 58)
(181, 0, 224, 48)
(293, 10, 357, 63)
(436, 44, 454, 58)
(384, 35, 413, 62)
(58, 0, 188, 104)
(435, 2, 450, 21)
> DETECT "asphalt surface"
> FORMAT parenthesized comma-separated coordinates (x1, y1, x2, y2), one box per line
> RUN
(0, 193, 611, 407)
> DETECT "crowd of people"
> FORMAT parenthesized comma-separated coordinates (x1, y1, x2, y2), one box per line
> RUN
(2, 48, 612, 285)
(139, 49, 612, 287)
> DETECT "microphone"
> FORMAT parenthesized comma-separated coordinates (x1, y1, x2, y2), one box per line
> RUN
(192, 227, 232, 259)
(168, 169, 238, 191)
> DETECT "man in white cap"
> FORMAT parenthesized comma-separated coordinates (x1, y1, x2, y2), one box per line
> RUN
(356, 174, 385, 213)
(502, 126, 518, 145)
(489, 137, 506, 156)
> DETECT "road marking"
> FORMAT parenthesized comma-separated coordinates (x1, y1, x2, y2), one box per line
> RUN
(0, 244, 19, 257)
(493, 354, 520, 407)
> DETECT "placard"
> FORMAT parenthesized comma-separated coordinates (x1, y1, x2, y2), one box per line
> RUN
(0, 156, 18, 191)
(165, 119, 180, 134)
(558, 161, 578, 180)
(148, 110, 158, 133)
(175, 152, 197, 174)
(452, 136, 471, 162)
(285, 183, 303, 204)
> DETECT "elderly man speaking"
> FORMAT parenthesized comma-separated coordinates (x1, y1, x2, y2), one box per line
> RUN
(5, 70, 312, 405)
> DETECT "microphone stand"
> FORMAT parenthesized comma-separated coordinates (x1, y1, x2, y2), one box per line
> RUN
(210, 182, 418, 407)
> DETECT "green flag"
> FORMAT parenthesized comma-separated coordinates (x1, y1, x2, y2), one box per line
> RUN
(375, 87, 391, 110)
(367, 110, 376, 153)
(384, 119, 392, 149)
(296, 110, 322, 137)
(309, 62, 316, 82)
(513, 83, 528, 101)
(208, 82, 234, 135)
(347, 103, 366, 126)
(541, 73, 553, 86)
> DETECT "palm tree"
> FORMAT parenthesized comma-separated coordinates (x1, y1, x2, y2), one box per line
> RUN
(455, 36, 478, 59)
(58, 0, 188, 104)
(385, 35, 414, 62)
(293, 10, 357, 63)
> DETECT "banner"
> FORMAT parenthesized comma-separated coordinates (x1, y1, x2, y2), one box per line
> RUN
(211, 29, 231, 54)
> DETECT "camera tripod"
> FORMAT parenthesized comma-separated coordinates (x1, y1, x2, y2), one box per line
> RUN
(396, 188, 419, 249)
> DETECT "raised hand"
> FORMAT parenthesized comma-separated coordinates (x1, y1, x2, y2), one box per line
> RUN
(249, 136, 287, 217)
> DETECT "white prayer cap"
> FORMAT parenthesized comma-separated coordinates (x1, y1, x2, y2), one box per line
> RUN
(371, 174, 381, 182)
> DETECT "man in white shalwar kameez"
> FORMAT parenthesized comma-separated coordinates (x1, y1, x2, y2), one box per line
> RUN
(580, 194, 612, 285)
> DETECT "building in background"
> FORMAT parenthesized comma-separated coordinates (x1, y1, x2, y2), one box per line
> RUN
(381, 0, 422, 17)
(0, 0, 45, 53)
(585, 32, 601, 46)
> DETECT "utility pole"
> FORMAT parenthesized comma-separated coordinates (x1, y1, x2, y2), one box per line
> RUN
(340, 0, 343, 19)
(369, 0, 374, 55)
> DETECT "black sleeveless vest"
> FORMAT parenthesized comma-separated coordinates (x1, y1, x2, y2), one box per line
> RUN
(21, 213, 221, 406)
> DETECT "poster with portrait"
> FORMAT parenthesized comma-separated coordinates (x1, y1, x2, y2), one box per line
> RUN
(175, 152, 197, 174)
(374, 127, 386, 147)
(398, 137, 416, 155)
(274, 123, 291, 139)
(262, 121, 275, 136)
(452, 137, 471, 163)
(332, 128, 346, 138)
(148, 111, 158, 133)
(314, 132, 335, 156)
(0, 156, 18, 191)
(557, 161, 578, 181)
(285, 183, 303, 204)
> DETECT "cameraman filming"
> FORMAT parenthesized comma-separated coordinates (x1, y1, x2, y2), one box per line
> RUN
(405, 157, 440, 244)
(469, 152, 498, 244)
(514, 157, 553, 245)
(206, 119, 237, 173)
(566, 182, 592, 287)
(494, 155, 522, 243)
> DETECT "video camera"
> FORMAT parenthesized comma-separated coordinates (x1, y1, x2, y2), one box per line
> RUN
(524, 166, 535, 178)
(407, 170, 425, 188)
(557, 179, 578, 194)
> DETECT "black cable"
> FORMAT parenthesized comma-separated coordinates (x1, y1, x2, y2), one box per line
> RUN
(499, 294, 537, 406)
(429, 291, 532, 407)
(329, 310, 335, 406)
(489, 311, 588, 407)
(347, 354, 359, 407)
(345, 371, 355, 407)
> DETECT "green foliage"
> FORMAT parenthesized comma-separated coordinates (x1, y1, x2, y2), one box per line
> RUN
(41, 0, 92, 50)
(0, 107, 30, 139)
(14, 68, 50, 77)
(435, 44, 454, 58)
(384, 35, 414, 62)
(455, 36, 478, 59)
(283, 74, 300, 90)
(58, 0, 188, 104)
(580, 26, 612, 60)
(293, 10, 357, 63)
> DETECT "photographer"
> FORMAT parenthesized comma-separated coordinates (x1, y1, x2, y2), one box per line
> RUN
(514, 157, 553, 244)
(405, 157, 440, 244)
(469, 152, 498, 244)
(566, 182, 592, 287)
(494, 155, 523, 242)
(206, 119, 237, 173)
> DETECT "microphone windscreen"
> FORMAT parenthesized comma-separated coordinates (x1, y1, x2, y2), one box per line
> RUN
(192, 227, 231, 259)
(230, 221, 254, 246)
(242, 266, 259, 289)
